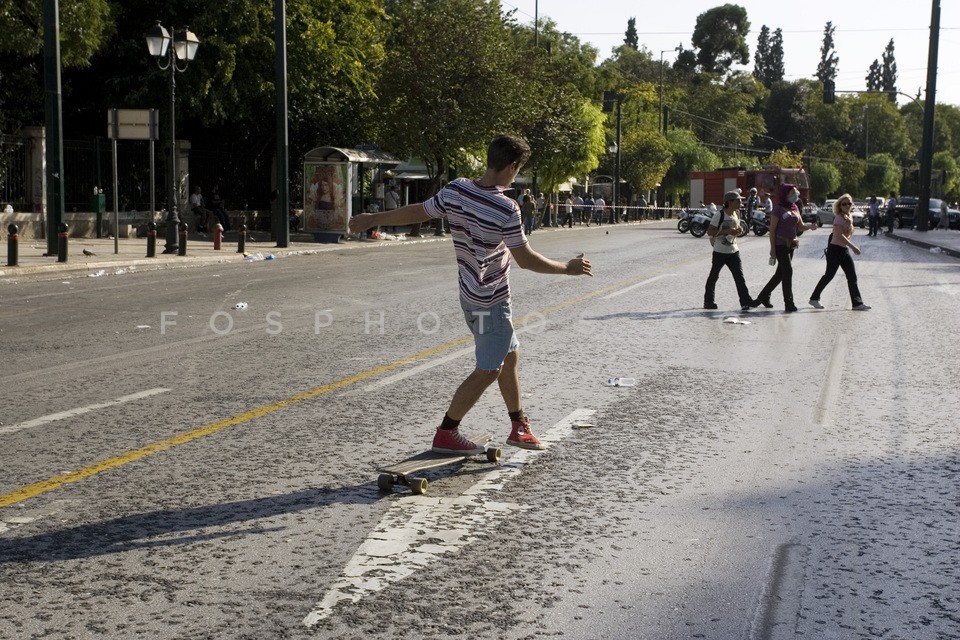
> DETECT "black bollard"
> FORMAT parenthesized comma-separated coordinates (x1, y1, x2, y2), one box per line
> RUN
(57, 223, 69, 263)
(7, 224, 18, 267)
(237, 224, 246, 254)
(146, 222, 157, 258)
(178, 222, 188, 256)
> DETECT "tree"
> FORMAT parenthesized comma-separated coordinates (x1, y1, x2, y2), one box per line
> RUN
(866, 59, 883, 92)
(377, 0, 525, 195)
(881, 39, 898, 98)
(624, 17, 639, 51)
(862, 152, 901, 196)
(755, 27, 785, 88)
(0, 0, 113, 132)
(672, 72, 767, 154)
(932, 150, 960, 200)
(815, 22, 838, 86)
(689, 4, 750, 76)
(661, 128, 721, 202)
(753, 25, 771, 86)
(768, 29, 785, 85)
(809, 160, 842, 201)
(764, 147, 805, 168)
(811, 140, 865, 195)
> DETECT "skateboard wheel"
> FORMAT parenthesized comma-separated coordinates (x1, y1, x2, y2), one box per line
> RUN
(408, 477, 428, 495)
(486, 447, 502, 463)
(377, 473, 395, 492)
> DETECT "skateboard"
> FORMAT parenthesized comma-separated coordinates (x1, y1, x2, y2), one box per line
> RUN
(376, 433, 502, 495)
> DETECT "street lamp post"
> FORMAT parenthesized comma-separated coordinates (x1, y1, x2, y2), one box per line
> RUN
(145, 22, 199, 254)
(658, 47, 679, 133)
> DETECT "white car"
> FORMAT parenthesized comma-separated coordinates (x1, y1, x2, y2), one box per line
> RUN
(817, 198, 866, 228)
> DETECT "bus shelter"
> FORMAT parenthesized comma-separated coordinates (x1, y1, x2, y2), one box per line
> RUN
(302, 146, 400, 241)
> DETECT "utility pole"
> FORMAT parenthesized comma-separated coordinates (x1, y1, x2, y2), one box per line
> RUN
(917, 0, 940, 232)
(274, 0, 290, 247)
(43, 0, 65, 257)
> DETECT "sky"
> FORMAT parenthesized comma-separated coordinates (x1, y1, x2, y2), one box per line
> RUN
(502, 0, 959, 108)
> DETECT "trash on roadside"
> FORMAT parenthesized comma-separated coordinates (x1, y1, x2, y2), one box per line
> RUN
(930, 247, 942, 254)
(243, 252, 265, 261)
(572, 420, 595, 429)
(265, 254, 276, 260)
(136, 325, 151, 330)
(88, 270, 106, 278)
(723, 317, 752, 324)
(234, 302, 248, 310)
(605, 377, 636, 387)
(114, 268, 127, 275)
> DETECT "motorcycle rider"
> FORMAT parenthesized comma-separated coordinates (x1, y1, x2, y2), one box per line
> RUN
(746, 187, 759, 220)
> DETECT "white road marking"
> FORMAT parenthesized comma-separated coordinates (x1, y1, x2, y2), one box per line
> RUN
(936, 276, 958, 296)
(602, 273, 678, 299)
(813, 334, 847, 426)
(303, 408, 596, 627)
(0, 388, 170, 436)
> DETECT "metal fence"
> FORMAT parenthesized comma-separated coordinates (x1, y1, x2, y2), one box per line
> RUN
(0, 133, 29, 210)
(2, 133, 274, 214)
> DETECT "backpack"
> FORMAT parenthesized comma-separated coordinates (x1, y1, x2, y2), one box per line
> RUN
(708, 209, 725, 246)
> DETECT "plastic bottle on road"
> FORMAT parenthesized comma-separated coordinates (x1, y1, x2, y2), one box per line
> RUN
(605, 377, 636, 387)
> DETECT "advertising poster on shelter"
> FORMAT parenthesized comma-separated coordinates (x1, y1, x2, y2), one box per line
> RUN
(303, 162, 350, 234)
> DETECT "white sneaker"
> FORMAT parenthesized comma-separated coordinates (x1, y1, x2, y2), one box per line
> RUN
(809, 299, 824, 309)
(852, 303, 872, 311)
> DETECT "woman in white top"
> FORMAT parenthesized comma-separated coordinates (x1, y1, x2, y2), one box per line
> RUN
(809, 193, 870, 310)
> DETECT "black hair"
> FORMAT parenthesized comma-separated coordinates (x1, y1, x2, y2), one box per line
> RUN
(487, 135, 531, 172)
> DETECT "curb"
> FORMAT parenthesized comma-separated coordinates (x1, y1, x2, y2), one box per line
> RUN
(888, 231, 960, 259)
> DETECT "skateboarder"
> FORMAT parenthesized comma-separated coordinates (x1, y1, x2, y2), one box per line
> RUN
(349, 135, 592, 453)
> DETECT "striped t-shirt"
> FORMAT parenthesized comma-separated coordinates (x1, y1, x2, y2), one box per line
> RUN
(423, 178, 529, 307)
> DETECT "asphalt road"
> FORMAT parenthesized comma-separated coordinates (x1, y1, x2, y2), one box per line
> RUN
(1, 222, 958, 640)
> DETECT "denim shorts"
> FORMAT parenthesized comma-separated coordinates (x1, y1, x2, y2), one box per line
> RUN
(461, 298, 519, 371)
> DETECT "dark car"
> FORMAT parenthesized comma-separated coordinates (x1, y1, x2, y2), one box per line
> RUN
(892, 197, 960, 229)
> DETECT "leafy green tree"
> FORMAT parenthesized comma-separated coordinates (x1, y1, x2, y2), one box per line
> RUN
(881, 39, 898, 98)
(853, 97, 912, 164)
(619, 129, 671, 193)
(866, 59, 882, 92)
(862, 152, 901, 196)
(689, 4, 750, 76)
(932, 150, 960, 200)
(753, 25, 771, 85)
(815, 21, 838, 85)
(764, 147, 804, 168)
(0, 0, 113, 132)
(377, 0, 526, 194)
(661, 128, 721, 202)
(811, 140, 865, 195)
(624, 17, 639, 51)
(522, 89, 606, 197)
(755, 26, 785, 89)
(809, 160, 842, 200)
(768, 28, 784, 85)
(672, 72, 766, 154)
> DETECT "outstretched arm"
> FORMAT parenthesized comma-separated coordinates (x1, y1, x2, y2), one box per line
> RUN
(509, 243, 592, 276)
(349, 203, 431, 233)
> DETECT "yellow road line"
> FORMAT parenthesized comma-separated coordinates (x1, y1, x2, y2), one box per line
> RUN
(0, 255, 704, 509)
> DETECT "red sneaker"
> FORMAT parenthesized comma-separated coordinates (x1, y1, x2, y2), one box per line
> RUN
(432, 428, 485, 455)
(506, 416, 545, 450)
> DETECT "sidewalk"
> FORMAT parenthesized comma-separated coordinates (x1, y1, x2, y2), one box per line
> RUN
(0, 228, 449, 282)
(888, 227, 960, 259)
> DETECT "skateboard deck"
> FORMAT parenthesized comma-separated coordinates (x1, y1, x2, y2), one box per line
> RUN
(377, 432, 502, 495)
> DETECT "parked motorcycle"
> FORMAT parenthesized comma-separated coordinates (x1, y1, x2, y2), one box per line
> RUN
(677, 209, 692, 233)
(750, 209, 770, 236)
(688, 208, 714, 238)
